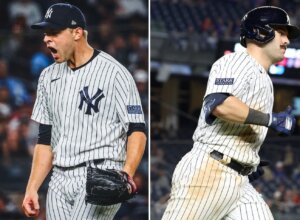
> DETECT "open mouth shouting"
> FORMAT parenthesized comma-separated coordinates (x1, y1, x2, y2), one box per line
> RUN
(48, 46, 57, 54)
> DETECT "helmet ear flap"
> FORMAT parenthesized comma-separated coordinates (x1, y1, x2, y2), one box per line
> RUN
(252, 25, 275, 43)
(240, 24, 275, 47)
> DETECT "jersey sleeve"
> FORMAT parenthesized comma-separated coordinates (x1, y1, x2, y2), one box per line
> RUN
(31, 70, 52, 125)
(114, 67, 145, 129)
(204, 57, 251, 99)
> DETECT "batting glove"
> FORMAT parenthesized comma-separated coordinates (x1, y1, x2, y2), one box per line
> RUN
(269, 106, 296, 135)
(248, 160, 269, 183)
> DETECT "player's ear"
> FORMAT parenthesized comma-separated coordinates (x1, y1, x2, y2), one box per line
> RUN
(72, 27, 84, 40)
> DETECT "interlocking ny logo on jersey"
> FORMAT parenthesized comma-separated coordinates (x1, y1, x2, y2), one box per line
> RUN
(78, 86, 105, 115)
(45, 8, 53, 19)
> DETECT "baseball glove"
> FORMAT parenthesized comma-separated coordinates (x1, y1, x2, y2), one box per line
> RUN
(85, 167, 137, 206)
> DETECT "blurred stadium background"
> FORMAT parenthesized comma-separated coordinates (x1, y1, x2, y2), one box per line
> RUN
(0, 0, 148, 219)
(151, 0, 300, 220)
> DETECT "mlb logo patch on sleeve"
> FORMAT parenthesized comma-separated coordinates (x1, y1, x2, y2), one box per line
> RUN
(127, 105, 142, 114)
(215, 78, 234, 85)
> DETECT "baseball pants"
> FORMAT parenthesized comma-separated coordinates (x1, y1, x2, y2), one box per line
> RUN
(162, 147, 274, 220)
(46, 166, 121, 220)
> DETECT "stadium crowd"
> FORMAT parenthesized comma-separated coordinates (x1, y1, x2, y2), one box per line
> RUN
(0, 0, 148, 219)
(152, 0, 300, 50)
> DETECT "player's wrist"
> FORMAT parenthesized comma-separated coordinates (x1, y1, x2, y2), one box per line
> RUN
(26, 184, 40, 194)
(127, 175, 137, 194)
(268, 113, 273, 126)
(122, 166, 135, 177)
(244, 108, 269, 126)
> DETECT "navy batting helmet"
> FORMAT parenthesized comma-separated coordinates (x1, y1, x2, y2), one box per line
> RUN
(240, 6, 300, 47)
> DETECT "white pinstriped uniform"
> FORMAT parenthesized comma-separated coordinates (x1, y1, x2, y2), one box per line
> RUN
(162, 51, 274, 220)
(31, 50, 145, 219)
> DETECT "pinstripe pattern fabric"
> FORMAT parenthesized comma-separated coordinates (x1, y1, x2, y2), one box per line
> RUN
(32, 49, 145, 219)
(163, 51, 274, 219)
(224, 181, 273, 220)
(193, 51, 273, 166)
(47, 166, 121, 220)
(31, 50, 145, 167)
(162, 147, 273, 220)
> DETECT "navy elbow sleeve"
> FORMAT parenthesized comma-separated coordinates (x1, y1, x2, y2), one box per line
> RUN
(127, 123, 147, 136)
(37, 124, 52, 145)
(203, 93, 230, 124)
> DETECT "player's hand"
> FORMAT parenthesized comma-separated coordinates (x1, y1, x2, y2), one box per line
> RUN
(248, 160, 269, 182)
(269, 106, 296, 135)
(126, 173, 137, 194)
(22, 191, 40, 217)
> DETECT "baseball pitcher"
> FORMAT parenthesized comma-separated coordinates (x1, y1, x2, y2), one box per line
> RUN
(22, 3, 147, 220)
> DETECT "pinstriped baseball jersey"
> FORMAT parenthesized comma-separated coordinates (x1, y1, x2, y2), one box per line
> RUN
(162, 51, 275, 220)
(192, 51, 274, 166)
(31, 50, 145, 167)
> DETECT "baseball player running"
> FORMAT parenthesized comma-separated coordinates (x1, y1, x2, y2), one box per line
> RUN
(162, 6, 299, 220)
(22, 3, 146, 220)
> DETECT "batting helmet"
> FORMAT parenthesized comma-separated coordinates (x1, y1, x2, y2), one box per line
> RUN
(240, 6, 300, 47)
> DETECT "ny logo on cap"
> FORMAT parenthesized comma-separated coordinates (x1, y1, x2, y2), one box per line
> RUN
(45, 8, 53, 19)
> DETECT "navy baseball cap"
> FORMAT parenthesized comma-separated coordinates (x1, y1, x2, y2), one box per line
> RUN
(31, 3, 86, 30)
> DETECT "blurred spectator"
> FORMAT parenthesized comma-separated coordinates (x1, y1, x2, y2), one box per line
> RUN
(206, 30, 218, 49)
(0, 15, 26, 61)
(151, 194, 169, 220)
(201, 17, 213, 32)
(261, 164, 274, 182)
(94, 20, 115, 51)
(116, 0, 147, 18)
(0, 58, 30, 108)
(187, 26, 201, 51)
(0, 190, 19, 217)
(25, 120, 39, 156)
(2, 119, 31, 165)
(8, 0, 42, 27)
(293, 163, 300, 185)
(0, 117, 7, 157)
(0, 86, 12, 118)
(127, 33, 148, 72)
(274, 161, 287, 183)
(151, 167, 170, 201)
(30, 42, 52, 82)
(133, 69, 148, 118)
(107, 35, 128, 66)
(282, 189, 296, 213)
(151, 142, 170, 219)
(291, 188, 300, 205)
(283, 145, 294, 178)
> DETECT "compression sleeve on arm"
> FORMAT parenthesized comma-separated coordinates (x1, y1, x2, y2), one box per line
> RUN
(244, 108, 270, 126)
(37, 124, 52, 145)
(127, 123, 147, 136)
(203, 93, 230, 124)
